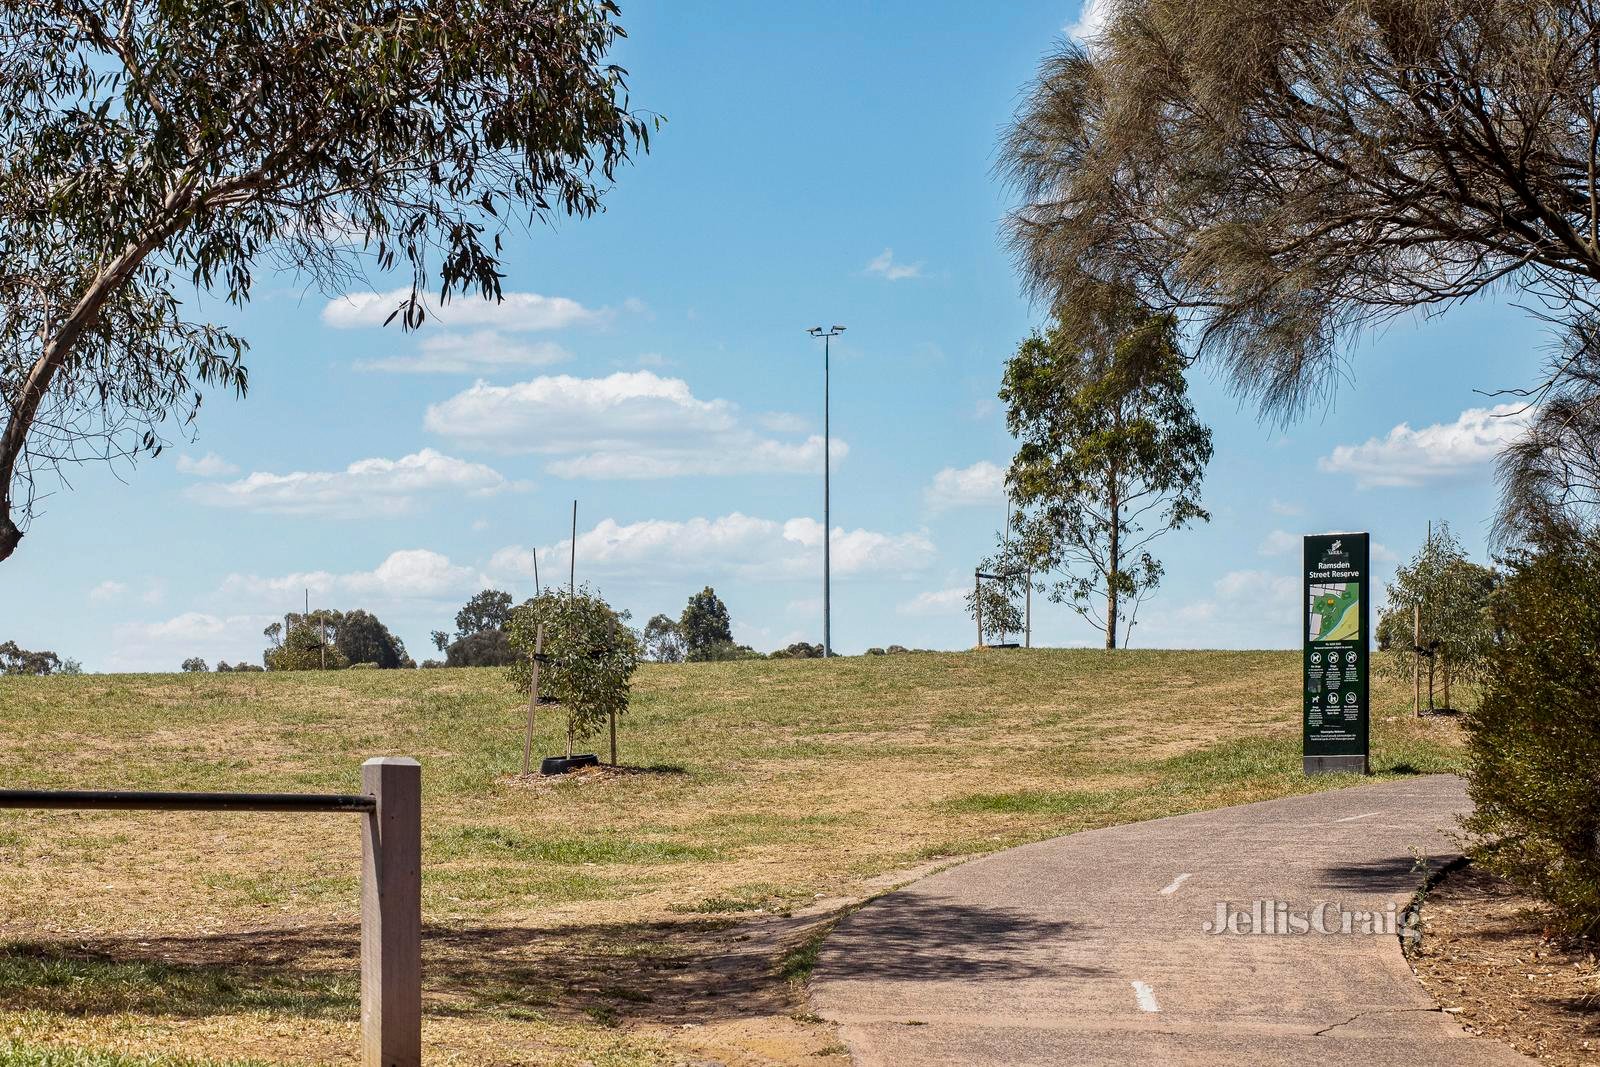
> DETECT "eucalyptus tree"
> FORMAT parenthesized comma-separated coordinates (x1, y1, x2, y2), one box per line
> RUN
(0, 1, 652, 562)
(995, 283, 1212, 649)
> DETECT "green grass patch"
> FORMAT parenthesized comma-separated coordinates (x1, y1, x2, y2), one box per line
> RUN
(0, 1041, 269, 1067)
(433, 825, 717, 865)
(941, 788, 1126, 816)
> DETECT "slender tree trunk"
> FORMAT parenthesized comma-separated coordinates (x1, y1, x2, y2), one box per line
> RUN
(1105, 470, 1120, 650)
(1107, 454, 1120, 646)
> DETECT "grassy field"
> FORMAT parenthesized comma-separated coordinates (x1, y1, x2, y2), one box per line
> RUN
(0, 649, 1467, 1066)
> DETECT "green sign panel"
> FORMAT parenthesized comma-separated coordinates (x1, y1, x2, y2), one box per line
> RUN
(1303, 533, 1370, 775)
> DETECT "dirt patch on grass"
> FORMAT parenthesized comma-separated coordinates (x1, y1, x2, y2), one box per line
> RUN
(1411, 863, 1600, 1063)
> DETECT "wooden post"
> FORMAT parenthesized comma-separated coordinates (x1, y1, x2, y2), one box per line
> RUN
(607, 615, 619, 767)
(361, 758, 422, 1067)
(1025, 574, 1032, 649)
(975, 572, 983, 649)
(522, 625, 544, 777)
(1412, 602, 1421, 717)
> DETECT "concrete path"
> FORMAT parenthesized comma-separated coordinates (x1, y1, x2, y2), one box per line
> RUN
(811, 776, 1527, 1066)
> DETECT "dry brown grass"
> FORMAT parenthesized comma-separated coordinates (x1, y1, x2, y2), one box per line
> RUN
(0, 649, 1466, 1065)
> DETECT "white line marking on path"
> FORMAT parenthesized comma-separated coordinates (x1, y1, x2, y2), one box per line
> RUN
(1335, 811, 1381, 823)
(1159, 873, 1192, 895)
(1131, 980, 1161, 1013)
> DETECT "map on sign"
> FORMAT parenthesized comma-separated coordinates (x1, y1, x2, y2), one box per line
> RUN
(1309, 583, 1360, 642)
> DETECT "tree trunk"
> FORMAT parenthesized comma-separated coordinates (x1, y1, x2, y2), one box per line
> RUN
(0, 182, 201, 565)
(1105, 475, 1120, 650)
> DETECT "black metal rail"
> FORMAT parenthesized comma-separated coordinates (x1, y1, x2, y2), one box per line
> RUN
(0, 789, 375, 813)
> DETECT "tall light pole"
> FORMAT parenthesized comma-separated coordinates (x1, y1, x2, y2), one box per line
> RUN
(807, 325, 845, 657)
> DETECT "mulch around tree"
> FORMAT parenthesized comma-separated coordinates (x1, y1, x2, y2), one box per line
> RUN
(1410, 862, 1600, 1063)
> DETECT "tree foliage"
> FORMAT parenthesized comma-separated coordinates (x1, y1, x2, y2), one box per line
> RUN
(1375, 522, 1496, 701)
(180, 656, 207, 673)
(265, 615, 348, 671)
(260, 607, 408, 669)
(334, 609, 411, 669)
(506, 586, 639, 757)
(679, 587, 734, 661)
(993, 285, 1212, 648)
(1003, 1, 1600, 425)
(965, 574, 1025, 645)
(642, 613, 687, 663)
(446, 628, 518, 668)
(0, 640, 59, 675)
(1496, 320, 1600, 544)
(0, 0, 653, 562)
(455, 589, 514, 638)
(1464, 531, 1600, 937)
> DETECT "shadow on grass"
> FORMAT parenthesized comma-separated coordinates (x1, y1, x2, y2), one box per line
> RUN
(0, 908, 811, 1029)
(0, 889, 1099, 1030)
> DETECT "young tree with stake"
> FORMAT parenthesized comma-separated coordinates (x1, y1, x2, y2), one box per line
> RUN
(995, 283, 1212, 648)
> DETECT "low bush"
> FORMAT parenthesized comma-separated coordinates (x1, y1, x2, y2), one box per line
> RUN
(1463, 536, 1600, 938)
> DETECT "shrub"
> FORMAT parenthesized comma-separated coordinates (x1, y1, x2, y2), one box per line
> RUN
(348, 662, 379, 670)
(1463, 537, 1600, 938)
(264, 621, 348, 671)
(506, 586, 640, 758)
(695, 639, 761, 662)
(445, 628, 518, 667)
(769, 641, 823, 659)
(865, 647, 886, 656)
(180, 657, 208, 673)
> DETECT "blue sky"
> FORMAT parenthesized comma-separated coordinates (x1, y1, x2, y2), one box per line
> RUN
(1, 1, 1547, 671)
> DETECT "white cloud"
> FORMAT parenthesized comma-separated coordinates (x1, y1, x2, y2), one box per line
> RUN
(1067, 0, 1113, 43)
(1133, 568, 1299, 649)
(1269, 498, 1304, 517)
(866, 248, 923, 281)
(106, 612, 276, 672)
(220, 549, 479, 605)
(925, 461, 1006, 512)
(355, 330, 569, 374)
(89, 580, 128, 603)
(425, 371, 847, 478)
(897, 586, 968, 616)
(489, 512, 935, 585)
(1318, 403, 1527, 488)
(189, 449, 514, 518)
(176, 452, 238, 477)
(1258, 529, 1299, 556)
(322, 288, 599, 331)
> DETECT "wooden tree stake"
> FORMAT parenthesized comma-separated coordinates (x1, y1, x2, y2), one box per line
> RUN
(522, 624, 544, 777)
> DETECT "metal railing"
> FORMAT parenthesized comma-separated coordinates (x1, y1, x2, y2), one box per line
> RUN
(0, 756, 421, 1067)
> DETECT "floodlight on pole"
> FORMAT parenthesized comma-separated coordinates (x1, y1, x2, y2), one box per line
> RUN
(806, 325, 845, 657)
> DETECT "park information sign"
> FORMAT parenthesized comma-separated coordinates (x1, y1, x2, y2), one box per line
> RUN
(1303, 533, 1370, 775)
